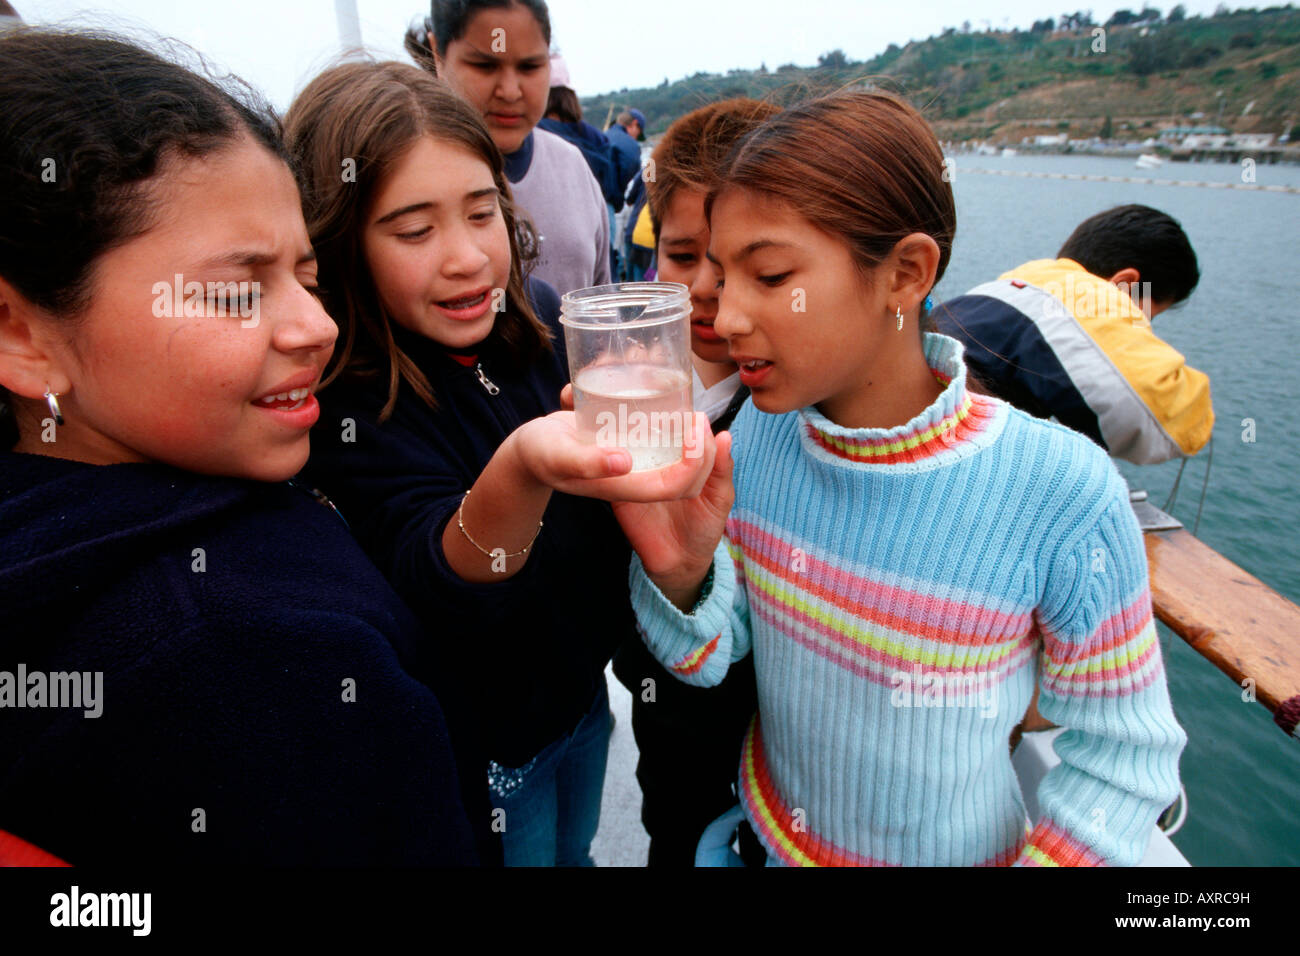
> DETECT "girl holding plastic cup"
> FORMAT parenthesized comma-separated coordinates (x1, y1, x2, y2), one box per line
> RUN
(286, 61, 713, 866)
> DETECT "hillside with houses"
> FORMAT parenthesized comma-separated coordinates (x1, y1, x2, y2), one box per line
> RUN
(581, 4, 1300, 159)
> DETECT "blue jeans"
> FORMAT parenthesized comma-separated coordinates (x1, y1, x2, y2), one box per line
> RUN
(488, 680, 612, 866)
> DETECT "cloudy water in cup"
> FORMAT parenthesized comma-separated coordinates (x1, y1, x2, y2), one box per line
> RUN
(574, 363, 692, 472)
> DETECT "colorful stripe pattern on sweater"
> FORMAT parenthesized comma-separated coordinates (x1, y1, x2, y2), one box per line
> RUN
(1019, 819, 1106, 867)
(1040, 595, 1163, 699)
(730, 502, 1048, 867)
(739, 717, 883, 866)
(669, 634, 720, 676)
(740, 715, 1033, 867)
(629, 332, 1187, 867)
(730, 514, 1040, 692)
(804, 373, 1002, 466)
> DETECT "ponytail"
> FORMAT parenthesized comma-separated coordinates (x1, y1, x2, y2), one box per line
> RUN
(404, 17, 437, 72)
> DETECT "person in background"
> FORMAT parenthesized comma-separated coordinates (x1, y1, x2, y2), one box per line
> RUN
(606, 108, 646, 279)
(621, 177, 655, 282)
(537, 54, 625, 278)
(611, 98, 780, 867)
(607, 108, 645, 186)
(406, 0, 609, 294)
(933, 204, 1212, 465)
(0, 29, 476, 866)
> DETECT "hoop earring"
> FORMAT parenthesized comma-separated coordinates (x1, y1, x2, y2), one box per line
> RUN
(896, 304, 904, 332)
(44, 388, 64, 426)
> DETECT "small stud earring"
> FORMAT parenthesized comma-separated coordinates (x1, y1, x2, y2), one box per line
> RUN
(896, 304, 904, 332)
(44, 388, 64, 426)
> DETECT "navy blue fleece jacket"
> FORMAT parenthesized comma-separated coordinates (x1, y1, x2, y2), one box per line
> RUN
(302, 279, 636, 768)
(0, 450, 476, 865)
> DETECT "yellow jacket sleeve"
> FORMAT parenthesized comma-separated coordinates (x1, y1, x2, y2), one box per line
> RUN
(1002, 259, 1214, 462)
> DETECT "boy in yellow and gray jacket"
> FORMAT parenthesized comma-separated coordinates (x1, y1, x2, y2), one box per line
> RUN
(934, 204, 1213, 464)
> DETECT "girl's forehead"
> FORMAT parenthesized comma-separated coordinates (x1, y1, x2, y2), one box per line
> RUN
(392, 136, 493, 182)
(661, 190, 709, 237)
(712, 187, 799, 228)
(457, 6, 549, 55)
(367, 136, 496, 219)
(708, 191, 837, 262)
(134, 141, 305, 261)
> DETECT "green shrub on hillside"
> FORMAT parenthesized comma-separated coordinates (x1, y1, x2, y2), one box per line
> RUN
(580, 6, 1300, 136)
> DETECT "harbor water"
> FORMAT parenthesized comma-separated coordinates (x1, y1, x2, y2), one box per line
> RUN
(936, 152, 1300, 866)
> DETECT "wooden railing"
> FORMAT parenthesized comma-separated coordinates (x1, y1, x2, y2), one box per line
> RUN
(1145, 527, 1300, 739)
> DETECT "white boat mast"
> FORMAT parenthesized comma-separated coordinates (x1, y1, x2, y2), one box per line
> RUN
(334, 0, 362, 54)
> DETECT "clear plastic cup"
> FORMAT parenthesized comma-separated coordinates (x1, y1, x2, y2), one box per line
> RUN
(559, 282, 694, 472)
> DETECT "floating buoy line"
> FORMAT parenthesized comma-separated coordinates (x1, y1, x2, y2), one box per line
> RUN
(958, 167, 1300, 193)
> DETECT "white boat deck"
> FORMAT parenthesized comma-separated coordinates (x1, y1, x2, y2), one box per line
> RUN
(591, 665, 649, 867)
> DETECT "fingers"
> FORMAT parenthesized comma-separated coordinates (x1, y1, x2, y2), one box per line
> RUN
(559, 383, 574, 412)
(678, 413, 717, 499)
(569, 446, 709, 502)
(520, 416, 632, 485)
(559, 445, 631, 481)
(707, 429, 734, 506)
(612, 419, 714, 502)
(714, 430, 733, 477)
(539, 411, 719, 502)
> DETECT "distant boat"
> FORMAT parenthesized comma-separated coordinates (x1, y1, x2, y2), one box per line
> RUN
(1000, 147, 1018, 157)
(1136, 153, 1164, 169)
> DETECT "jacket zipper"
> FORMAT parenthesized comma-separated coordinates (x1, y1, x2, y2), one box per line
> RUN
(474, 362, 500, 396)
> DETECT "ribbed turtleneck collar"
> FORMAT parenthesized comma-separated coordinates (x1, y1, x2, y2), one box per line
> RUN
(798, 332, 1002, 469)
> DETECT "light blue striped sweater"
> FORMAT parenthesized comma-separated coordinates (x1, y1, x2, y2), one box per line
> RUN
(629, 332, 1187, 866)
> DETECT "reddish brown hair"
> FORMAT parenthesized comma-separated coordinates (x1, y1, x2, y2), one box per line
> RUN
(709, 89, 955, 296)
(646, 98, 781, 242)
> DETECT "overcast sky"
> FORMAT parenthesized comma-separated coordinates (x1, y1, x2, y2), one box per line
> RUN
(23, 0, 1234, 110)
